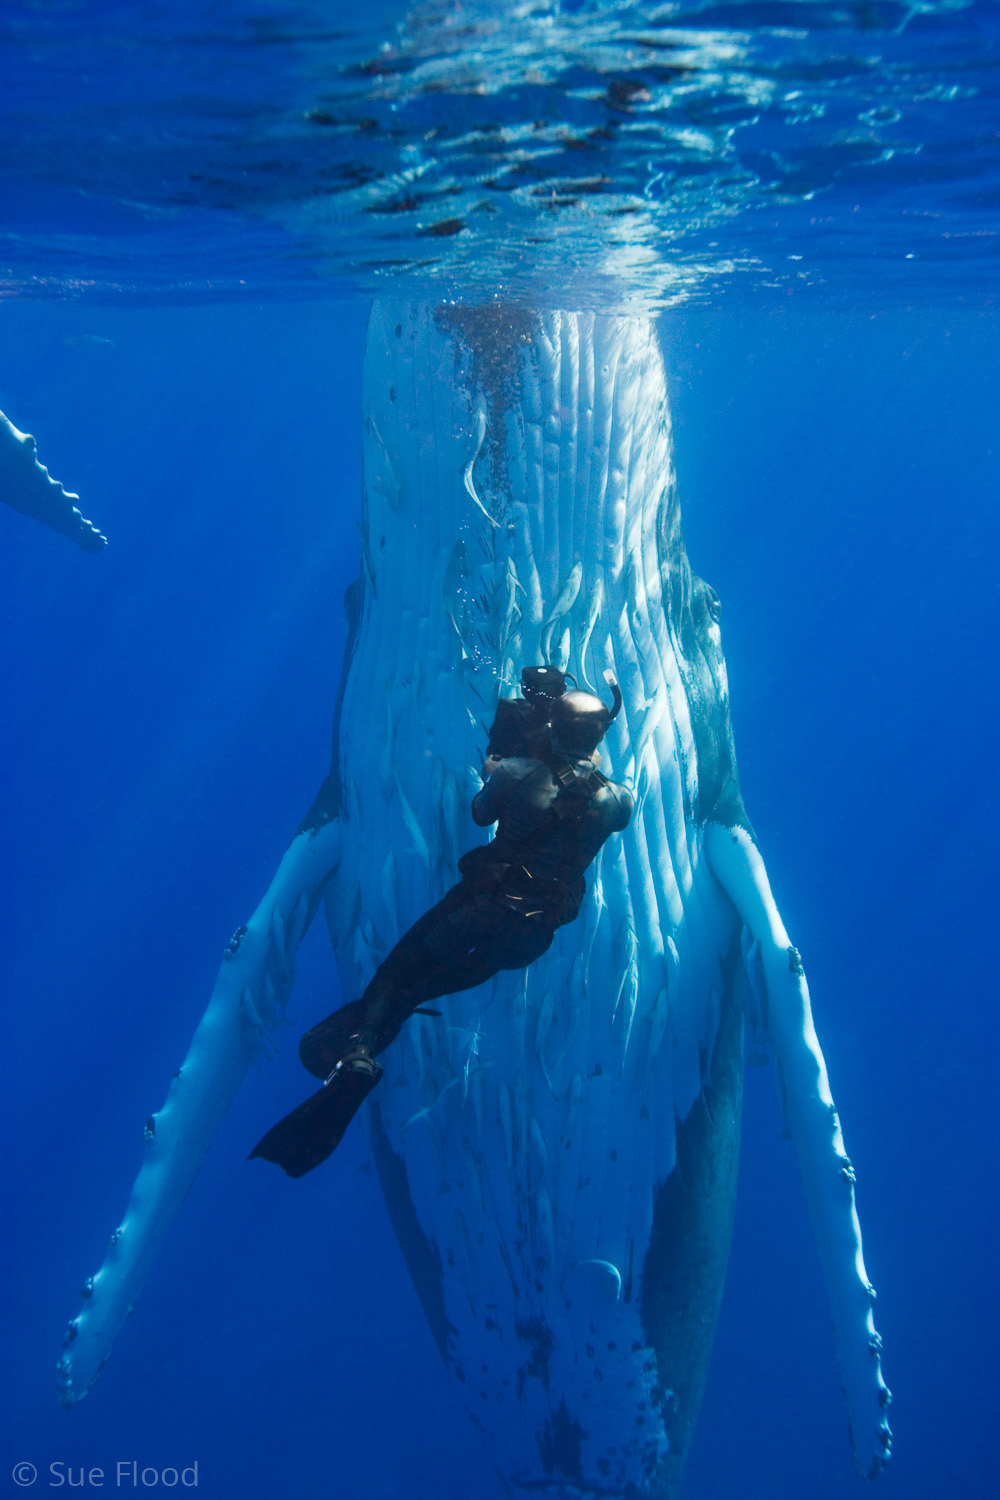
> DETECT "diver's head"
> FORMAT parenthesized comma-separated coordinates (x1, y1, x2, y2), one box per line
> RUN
(547, 670, 623, 756)
(547, 700, 609, 759)
(521, 664, 573, 703)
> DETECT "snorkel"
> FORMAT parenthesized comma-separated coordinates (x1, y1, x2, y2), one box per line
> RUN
(602, 667, 623, 725)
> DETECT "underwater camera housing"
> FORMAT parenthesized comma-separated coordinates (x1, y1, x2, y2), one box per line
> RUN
(486, 665, 623, 761)
(521, 665, 571, 702)
(486, 664, 574, 760)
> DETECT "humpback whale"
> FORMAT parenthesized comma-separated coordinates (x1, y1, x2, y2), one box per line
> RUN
(57, 304, 889, 1496)
(0, 408, 106, 551)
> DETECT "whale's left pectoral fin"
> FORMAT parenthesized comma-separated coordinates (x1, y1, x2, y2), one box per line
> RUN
(0, 408, 107, 551)
(57, 815, 342, 1406)
(703, 821, 892, 1480)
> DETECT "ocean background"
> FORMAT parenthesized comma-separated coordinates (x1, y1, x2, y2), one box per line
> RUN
(1, 4, 998, 1499)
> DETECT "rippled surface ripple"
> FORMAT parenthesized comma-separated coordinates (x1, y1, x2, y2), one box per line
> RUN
(1, 0, 996, 306)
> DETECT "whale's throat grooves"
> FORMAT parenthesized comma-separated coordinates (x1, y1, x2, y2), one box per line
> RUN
(327, 303, 743, 1497)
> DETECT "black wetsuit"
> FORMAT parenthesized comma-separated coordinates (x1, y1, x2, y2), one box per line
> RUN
(333, 752, 632, 1057)
(253, 746, 633, 1176)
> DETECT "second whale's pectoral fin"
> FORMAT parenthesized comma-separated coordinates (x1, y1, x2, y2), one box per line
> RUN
(56, 815, 342, 1406)
(641, 963, 745, 1497)
(703, 821, 892, 1480)
(0, 408, 107, 551)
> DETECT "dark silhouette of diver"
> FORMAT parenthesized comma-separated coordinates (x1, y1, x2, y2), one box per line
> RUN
(250, 667, 633, 1178)
(483, 661, 569, 762)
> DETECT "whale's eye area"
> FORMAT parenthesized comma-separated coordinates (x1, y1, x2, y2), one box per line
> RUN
(707, 590, 721, 622)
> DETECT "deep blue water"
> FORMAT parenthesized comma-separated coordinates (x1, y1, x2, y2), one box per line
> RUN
(2, 4, 1000, 1500)
(4, 298, 998, 1500)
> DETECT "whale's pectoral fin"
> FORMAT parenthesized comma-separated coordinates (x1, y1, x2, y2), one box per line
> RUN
(641, 965, 745, 1497)
(703, 821, 892, 1481)
(57, 815, 342, 1406)
(0, 409, 107, 551)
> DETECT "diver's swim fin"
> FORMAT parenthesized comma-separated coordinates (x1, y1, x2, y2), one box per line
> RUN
(249, 1058, 383, 1178)
(299, 999, 369, 1080)
(300, 1000, 441, 1081)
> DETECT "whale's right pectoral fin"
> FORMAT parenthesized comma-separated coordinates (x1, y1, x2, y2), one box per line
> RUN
(0, 408, 106, 551)
(703, 820, 892, 1480)
(57, 814, 342, 1405)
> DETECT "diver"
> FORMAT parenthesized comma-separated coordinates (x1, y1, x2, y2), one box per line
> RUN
(484, 662, 572, 764)
(250, 667, 633, 1178)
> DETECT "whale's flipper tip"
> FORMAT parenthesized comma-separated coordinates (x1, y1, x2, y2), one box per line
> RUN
(71, 510, 108, 552)
(0, 406, 107, 552)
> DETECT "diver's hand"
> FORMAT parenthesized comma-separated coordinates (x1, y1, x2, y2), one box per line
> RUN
(482, 755, 503, 778)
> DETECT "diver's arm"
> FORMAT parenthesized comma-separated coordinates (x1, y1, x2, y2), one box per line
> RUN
(471, 769, 503, 826)
(611, 784, 634, 831)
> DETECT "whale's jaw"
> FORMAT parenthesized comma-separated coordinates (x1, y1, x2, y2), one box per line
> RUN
(327, 303, 745, 1495)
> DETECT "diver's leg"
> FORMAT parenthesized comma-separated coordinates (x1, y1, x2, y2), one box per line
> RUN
(372, 899, 559, 1009)
(299, 886, 478, 1077)
(251, 894, 499, 1176)
(359, 896, 508, 1038)
(357, 902, 558, 1021)
(251, 903, 555, 1178)
(476, 909, 558, 971)
(301, 892, 560, 1077)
